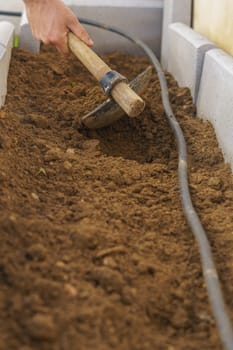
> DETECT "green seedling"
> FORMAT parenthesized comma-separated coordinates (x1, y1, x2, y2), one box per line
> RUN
(13, 35, 19, 48)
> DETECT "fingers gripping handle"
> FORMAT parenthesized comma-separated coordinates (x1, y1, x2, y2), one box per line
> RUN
(68, 33, 145, 117)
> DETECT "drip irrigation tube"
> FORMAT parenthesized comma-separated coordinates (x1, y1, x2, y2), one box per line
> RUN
(78, 18, 233, 350)
(0, 10, 233, 349)
(0, 11, 22, 17)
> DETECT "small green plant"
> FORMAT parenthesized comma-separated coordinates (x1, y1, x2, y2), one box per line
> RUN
(13, 35, 19, 48)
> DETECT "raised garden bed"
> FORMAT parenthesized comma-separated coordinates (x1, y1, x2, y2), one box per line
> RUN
(0, 45, 233, 349)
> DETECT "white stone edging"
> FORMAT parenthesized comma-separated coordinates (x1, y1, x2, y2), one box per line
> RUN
(70, 0, 162, 7)
(197, 49, 233, 171)
(161, 1, 233, 171)
(19, 10, 40, 53)
(167, 22, 216, 103)
(161, 0, 192, 70)
(0, 21, 14, 108)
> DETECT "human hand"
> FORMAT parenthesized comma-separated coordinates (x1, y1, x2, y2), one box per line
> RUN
(23, 0, 93, 54)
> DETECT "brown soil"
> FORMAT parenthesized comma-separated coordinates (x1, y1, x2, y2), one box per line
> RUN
(0, 46, 233, 350)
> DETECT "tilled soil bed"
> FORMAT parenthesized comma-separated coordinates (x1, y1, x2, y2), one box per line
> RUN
(0, 46, 233, 350)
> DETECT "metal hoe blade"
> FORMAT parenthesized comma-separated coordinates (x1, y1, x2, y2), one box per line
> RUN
(81, 66, 153, 129)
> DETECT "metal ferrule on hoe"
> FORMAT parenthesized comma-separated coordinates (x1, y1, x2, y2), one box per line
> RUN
(99, 70, 128, 96)
(81, 66, 153, 129)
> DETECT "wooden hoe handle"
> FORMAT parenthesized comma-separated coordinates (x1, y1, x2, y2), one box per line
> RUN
(68, 33, 145, 117)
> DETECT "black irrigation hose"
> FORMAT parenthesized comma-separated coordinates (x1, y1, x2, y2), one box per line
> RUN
(78, 18, 233, 349)
(1, 10, 233, 349)
(0, 11, 22, 17)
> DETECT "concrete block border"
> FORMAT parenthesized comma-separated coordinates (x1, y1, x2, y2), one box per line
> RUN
(161, 0, 192, 70)
(19, 11, 40, 53)
(167, 22, 216, 103)
(0, 21, 14, 108)
(70, 2, 163, 55)
(197, 49, 233, 171)
(161, 1, 233, 170)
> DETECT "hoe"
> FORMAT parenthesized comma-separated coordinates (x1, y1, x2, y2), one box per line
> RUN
(68, 33, 152, 129)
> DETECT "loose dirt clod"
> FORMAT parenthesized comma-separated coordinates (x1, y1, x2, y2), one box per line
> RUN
(26, 313, 57, 341)
(0, 46, 233, 350)
(25, 243, 47, 261)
